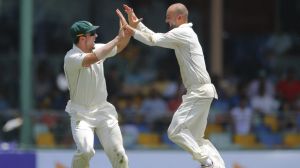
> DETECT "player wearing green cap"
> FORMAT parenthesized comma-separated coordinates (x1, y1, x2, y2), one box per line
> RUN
(64, 10, 132, 168)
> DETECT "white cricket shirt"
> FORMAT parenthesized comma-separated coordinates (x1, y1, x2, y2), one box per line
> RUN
(134, 23, 217, 98)
(64, 44, 117, 114)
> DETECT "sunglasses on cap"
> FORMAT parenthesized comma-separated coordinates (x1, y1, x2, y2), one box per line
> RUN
(88, 30, 96, 36)
(76, 30, 96, 37)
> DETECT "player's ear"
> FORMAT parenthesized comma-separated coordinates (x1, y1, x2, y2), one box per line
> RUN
(78, 36, 82, 43)
(79, 36, 85, 42)
(177, 14, 183, 21)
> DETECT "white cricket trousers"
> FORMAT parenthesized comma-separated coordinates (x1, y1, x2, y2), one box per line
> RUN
(167, 94, 225, 168)
(70, 117, 128, 168)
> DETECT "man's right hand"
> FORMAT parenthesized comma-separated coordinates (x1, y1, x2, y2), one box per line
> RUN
(123, 4, 142, 28)
(116, 9, 133, 38)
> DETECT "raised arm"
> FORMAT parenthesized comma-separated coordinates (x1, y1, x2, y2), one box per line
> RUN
(116, 9, 132, 53)
(122, 4, 179, 49)
(122, 22, 182, 49)
(123, 4, 143, 29)
(123, 4, 153, 34)
(82, 10, 131, 67)
(82, 32, 122, 67)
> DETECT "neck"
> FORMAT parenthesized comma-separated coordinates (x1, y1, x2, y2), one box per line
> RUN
(76, 43, 90, 53)
(178, 19, 188, 26)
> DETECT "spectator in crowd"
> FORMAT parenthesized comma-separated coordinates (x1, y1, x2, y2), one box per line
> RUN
(140, 88, 169, 132)
(230, 96, 253, 135)
(280, 101, 297, 133)
(294, 97, 300, 132)
(276, 67, 300, 103)
(167, 88, 183, 114)
(121, 96, 140, 124)
(250, 79, 280, 116)
(152, 72, 179, 99)
(247, 70, 275, 99)
(35, 61, 55, 109)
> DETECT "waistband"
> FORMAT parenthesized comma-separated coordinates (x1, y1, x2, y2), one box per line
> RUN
(65, 100, 106, 113)
(187, 83, 218, 99)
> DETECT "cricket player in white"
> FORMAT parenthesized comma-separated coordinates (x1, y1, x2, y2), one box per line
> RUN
(122, 3, 225, 168)
(64, 10, 132, 168)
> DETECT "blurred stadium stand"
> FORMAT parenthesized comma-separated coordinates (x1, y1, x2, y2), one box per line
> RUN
(0, 0, 300, 152)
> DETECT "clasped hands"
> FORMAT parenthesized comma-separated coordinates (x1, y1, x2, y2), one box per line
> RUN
(116, 4, 143, 38)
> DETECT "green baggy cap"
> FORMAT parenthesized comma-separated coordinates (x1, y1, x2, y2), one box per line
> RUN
(70, 20, 99, 39)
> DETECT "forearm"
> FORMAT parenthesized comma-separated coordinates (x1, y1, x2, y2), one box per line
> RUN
(117, 36, 131, 53)
(94, 36, 119, 59)
(133, 29, 156, 46)
(82, 36, 119, 67)
(133, 25, 178, 49)
(136, 22, 155, 34)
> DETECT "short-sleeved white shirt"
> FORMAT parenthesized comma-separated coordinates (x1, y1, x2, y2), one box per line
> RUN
(230, 106, 253, 135)
(64, 44, 117, 115)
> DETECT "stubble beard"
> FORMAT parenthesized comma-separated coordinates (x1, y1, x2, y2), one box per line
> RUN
(86, 41, 95, 52)
(169, 23, 177, 30)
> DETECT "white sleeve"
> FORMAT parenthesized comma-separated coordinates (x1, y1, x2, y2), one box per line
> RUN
(65, 53, 85, 70)
(136, 22, 155, 34)
(105, 46, 117, 58)
(94, 44, 117, 58)
(133, 24, 184, 49)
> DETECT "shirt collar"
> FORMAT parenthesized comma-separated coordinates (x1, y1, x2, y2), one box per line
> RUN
(72, 44, 84, 53)
(178, 23, 193, 28)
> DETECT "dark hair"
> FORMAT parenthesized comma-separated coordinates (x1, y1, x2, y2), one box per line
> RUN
(73, 36, 80, 44)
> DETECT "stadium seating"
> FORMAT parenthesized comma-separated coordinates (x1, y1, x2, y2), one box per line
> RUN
(233, 134, 261, 148)
(209, 132, 237, 149)
(36, 132, 56, 148)
(205, 124, 223, 138)
(258, 133, 283, 148)
(283, 133, 300, 148)
(263, 115, 279, 132)
(137, 133, 161, 147)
